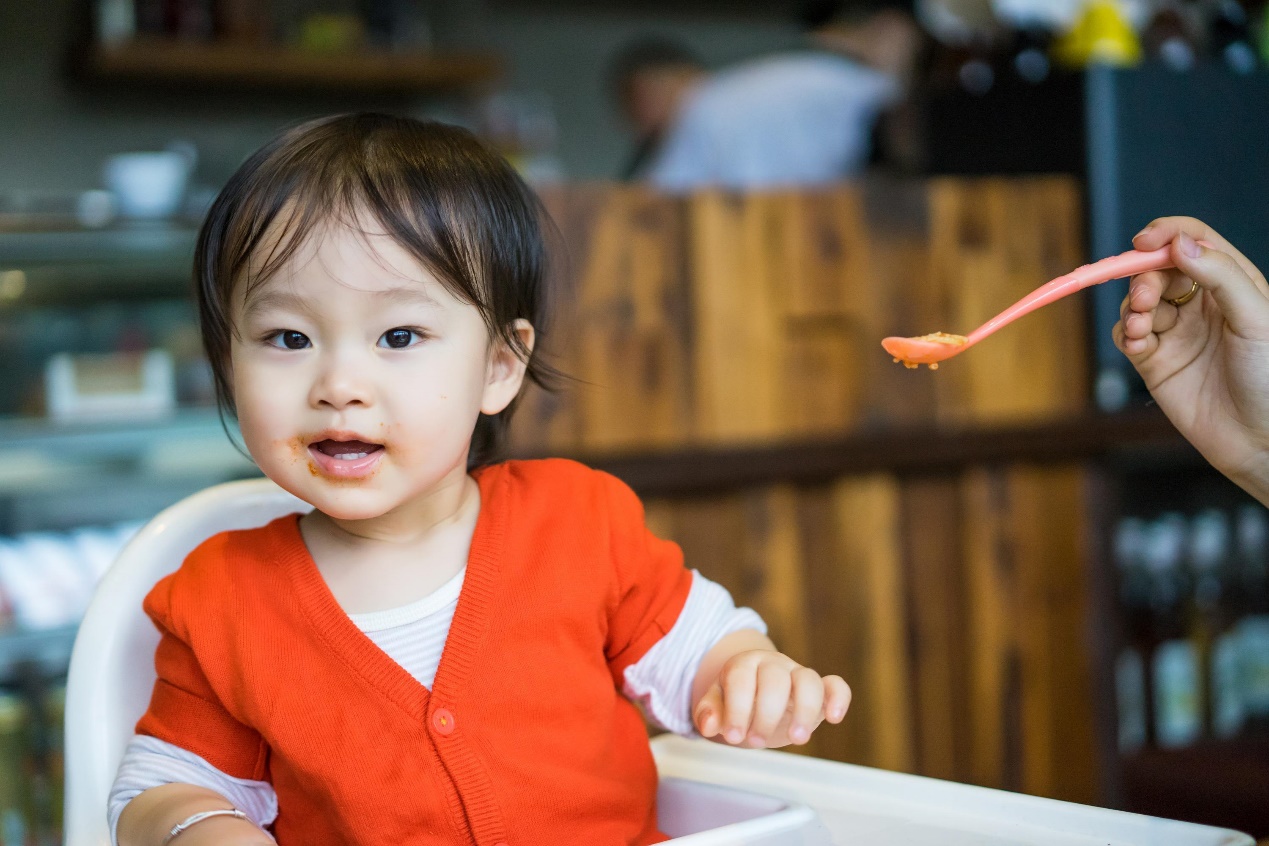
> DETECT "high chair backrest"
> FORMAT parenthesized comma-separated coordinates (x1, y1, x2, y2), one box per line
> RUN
(63, 478, 309, 846)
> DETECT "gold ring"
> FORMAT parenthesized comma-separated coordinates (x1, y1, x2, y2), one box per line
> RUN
(1164, 279, 1199, 307)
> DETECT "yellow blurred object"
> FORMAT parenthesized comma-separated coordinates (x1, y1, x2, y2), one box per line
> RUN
(299, 14, 365, 53)
(1055, 0, 1142, 67)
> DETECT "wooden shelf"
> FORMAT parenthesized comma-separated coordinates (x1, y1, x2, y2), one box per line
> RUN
(75, 38, 502, 95)
(1121, 737, 1269, 838)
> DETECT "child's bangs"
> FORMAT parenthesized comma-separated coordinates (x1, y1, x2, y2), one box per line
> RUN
(264, 186, 488, 328)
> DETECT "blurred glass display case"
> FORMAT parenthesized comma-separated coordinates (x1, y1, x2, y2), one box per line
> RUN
(0, 224, 259, 743)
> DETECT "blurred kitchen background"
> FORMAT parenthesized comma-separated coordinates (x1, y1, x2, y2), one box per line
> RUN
(2, 0, 1269, 842)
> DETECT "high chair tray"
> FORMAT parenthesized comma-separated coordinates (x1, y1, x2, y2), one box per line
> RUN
(651, 735, 1253, 846)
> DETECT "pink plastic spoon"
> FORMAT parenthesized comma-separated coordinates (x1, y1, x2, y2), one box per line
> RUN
(882, 246, 1180, 369)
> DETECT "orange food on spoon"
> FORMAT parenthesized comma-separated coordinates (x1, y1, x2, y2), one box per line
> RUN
(886, 332, 967, 369)
(882, 245, 1191, 370)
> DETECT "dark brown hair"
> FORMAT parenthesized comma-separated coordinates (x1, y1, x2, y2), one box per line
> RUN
(193, 112, 557, 467)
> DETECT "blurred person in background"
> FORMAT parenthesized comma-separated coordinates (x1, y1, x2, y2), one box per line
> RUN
(609, 1, 923, 192)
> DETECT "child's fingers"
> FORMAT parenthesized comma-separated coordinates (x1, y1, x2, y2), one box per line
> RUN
(747, 662, 794, 747)
(822, 675, 851, 723)
(694, 683, 726, 738)
(720, 661, 759, 745)
(787, 667, 826, 745)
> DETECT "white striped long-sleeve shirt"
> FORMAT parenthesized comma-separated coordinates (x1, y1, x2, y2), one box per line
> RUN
(108, 569, 764, 844)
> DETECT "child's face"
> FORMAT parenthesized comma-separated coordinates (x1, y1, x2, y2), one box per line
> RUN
(229, 220, 531, 524)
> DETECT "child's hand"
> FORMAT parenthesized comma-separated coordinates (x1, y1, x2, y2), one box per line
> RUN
(693, 648, 850, 748)
(1113, 217, 1269, 505)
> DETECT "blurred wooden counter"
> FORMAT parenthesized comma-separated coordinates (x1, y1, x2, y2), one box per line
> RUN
(514, 175, 1089, 455)
(507, 178, 1188, 810)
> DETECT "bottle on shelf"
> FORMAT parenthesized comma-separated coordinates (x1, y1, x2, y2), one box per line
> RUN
(1145, 513, 1203, 749)
(1208, 0, 1260, 72)
(1113, 517, 1152, 753)
(992, 0, 1062, 84)
(1187, 508, 1244, 739)
(1143, 1, 1201, 70)
(1235, 503, 1269, 733)
(1008, 18, 1056, 83)
(95, 0, 136, 46)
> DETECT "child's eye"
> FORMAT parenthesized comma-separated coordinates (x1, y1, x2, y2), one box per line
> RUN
(266, 330, 311, 350)
(379, 328, 424, 349)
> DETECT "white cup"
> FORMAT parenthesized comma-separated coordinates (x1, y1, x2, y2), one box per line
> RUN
(103, 151, 193, 220)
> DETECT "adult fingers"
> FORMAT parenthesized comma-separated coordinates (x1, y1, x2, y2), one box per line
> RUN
(1133, 217, 1267, 290)
(1126, 269, 1194, 317)
(1120, 300, 1179, 342)
(1171, 235, 1269, 337)
(1114, 317, 1160, 360)
(1125, 270, 1166, 316)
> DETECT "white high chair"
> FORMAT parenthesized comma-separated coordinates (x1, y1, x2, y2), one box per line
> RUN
(64, 479, 1253, 846)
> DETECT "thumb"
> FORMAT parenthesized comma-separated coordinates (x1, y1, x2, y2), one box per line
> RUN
(1174, 233, 1269, 337)
(694, 684, 725, 738)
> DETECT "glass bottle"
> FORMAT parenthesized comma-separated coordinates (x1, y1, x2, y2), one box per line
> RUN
(1146, 513, 1202, 748)
(1143, 2, 1200, 70)
(1114, 517, 1152, 753)
(1235, 504, 1269, 733)
(1209, 0, 1259, 72)
(1188, 509, 1244, 738)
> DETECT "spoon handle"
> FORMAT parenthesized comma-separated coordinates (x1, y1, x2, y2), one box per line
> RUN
(965, 247, 1175, 344)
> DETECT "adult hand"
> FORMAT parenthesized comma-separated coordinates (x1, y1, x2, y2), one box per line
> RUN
(693, 648, 850, 748)
(1113, 216, 1269, 505)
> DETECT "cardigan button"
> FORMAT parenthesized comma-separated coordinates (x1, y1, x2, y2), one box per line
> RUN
(432, 708, 456, 736)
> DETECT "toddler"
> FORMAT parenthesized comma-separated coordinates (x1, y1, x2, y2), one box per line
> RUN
(110, 113, 850, 846)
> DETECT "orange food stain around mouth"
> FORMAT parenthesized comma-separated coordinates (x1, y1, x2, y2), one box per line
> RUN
(297, 435, 385, 484)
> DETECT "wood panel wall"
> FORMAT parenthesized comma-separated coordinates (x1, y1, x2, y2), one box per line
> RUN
(509, 178, 1102, 805)
(512, 176, 1088, 456)
(643, 466, 1100, 806)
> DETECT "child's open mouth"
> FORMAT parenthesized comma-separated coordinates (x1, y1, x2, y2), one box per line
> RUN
(307, 438, 385, 479)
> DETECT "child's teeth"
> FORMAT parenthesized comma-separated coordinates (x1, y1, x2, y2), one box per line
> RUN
(335, 452, 369, 460)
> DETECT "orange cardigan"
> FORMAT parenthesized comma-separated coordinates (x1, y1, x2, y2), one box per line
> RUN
(135, 459, 693, 845)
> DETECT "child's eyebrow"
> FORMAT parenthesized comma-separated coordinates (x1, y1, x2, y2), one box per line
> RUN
(241, 285, 440, 320)
(241, 289, 314, 320)
(375, 286, 442, 307)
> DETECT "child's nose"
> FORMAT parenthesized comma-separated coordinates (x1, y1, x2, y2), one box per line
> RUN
(309, 350, 373, 409)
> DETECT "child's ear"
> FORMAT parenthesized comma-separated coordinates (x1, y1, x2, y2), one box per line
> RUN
(481, 319, 535, 416)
